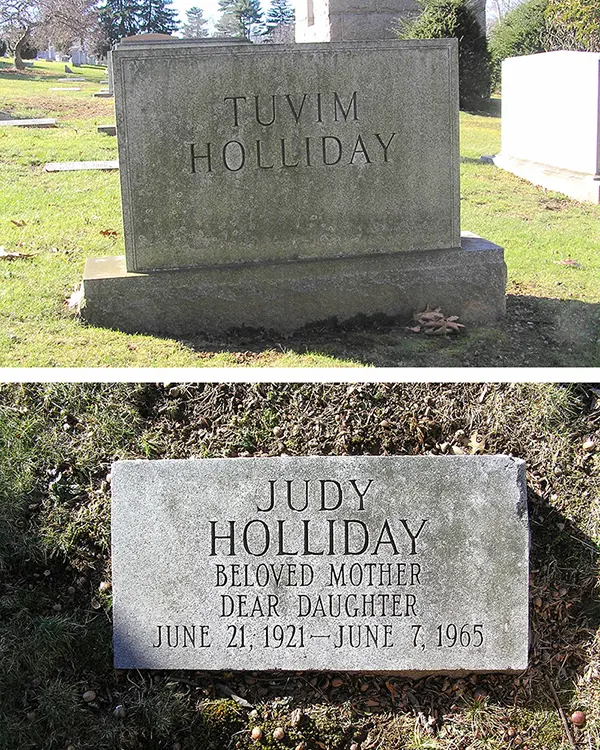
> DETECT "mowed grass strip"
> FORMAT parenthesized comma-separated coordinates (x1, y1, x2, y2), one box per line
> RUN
(0, 382, 598, 749)
(1, 60, 599, 367)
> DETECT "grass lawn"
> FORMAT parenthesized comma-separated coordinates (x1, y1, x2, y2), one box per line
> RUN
(1, 59, 599, 367)
(1, 382, 599, 749)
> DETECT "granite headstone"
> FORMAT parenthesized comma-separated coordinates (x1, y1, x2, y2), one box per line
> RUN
(493, 51, 600, 204)
(112, 455, 529, 672)
(81, 39, 506, 333)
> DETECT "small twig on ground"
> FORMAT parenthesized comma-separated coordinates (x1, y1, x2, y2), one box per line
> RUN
(544, 675, 577, 749)
(216, 682, 253, 708)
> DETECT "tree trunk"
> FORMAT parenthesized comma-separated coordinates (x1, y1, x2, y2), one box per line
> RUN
(14, 27, 31, 70)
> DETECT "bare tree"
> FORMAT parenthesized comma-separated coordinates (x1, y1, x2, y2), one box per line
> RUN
(36, 0, 100, 52)
(0, 0, 40, 69)
(0, 0, 103, 68)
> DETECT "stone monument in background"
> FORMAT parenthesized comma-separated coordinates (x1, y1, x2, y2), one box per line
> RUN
(294, 0, 486, 43)
(81, 38, 506, 335)
(493, 51, 600, 204)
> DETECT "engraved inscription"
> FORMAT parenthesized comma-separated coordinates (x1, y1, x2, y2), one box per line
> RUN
(148, 476, 488, 659)
(185, 91, 398, 174)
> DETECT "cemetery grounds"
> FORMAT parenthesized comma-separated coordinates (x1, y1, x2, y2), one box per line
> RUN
(0, 58, 599, 366)
(0, 382, 598, 748)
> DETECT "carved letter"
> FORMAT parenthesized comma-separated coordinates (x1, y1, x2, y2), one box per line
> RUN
(349, 479, 373, 510)
(210, 520, 236, 556)
(188, 142, 212, 173)
(255, 94, 276, 126)
(349, 135, 371, 164)
(222, 140, 246, 172)
(256, 140, 274, 170)
(320, 479, 343, 510)
(322, 136, 342, 166)
(399, 519, 428, 555)
(285, 93, 308, 123)
(374, 133, 396, 162)
(256, 480, 276, 512)
(288, 479, 310, 511)
(224, 96, 247, 126)
(281, 138, 299, 168)
(334, 91, 358, 121)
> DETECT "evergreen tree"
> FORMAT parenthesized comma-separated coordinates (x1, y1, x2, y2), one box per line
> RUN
(265, 0, 294, 30)
(489, 0, 547, 87)
(215, 0, 239, 36)
(397, 0, 491, 110)
(181, 5, 209, 37)
(215, 0, 262, 39)
(235, 0, 262, 38)
(99, 0, 178, 46)
(137, 0, 179, 34)
(99, 0, 140, 48)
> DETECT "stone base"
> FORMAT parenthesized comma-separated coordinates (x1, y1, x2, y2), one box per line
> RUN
(93, 91, 113, 98)
(493, 153, 600, 204)
(81, 233, 506, 335)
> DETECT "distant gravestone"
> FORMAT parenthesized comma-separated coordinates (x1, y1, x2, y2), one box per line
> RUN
(82, 39, 506, 334)
(493, 51, 600, 204)
(112, 455, 529, 672)
(44, 160, 119, 172)
(0, 118, 57, 128)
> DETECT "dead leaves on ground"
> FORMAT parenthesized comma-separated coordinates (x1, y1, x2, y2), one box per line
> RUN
(100, 229, 118, 238)
(406, 306, 465, 335)
(0, 246, 33, 260)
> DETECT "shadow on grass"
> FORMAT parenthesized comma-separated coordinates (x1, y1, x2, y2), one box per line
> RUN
(167, 294, 600, 368)
(463, 98, 501, 118)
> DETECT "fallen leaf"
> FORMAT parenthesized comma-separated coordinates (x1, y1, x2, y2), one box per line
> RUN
(385, 680, 397, 701)
(0, 246, 33, 260)
(554, 258, 581, 267)
(11, 219, 27, 227)
(410, 307, 465, 335)
(100, 229, 118, 237)
(469, 431, 486, 454)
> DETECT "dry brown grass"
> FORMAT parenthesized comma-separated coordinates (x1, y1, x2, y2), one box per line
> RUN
(0, 383, 598, 749)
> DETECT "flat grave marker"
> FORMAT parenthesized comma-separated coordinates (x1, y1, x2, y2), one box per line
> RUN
(44, 160, 119, 172)
(0, 118, 57, 128)
(112, 455, 529, 672)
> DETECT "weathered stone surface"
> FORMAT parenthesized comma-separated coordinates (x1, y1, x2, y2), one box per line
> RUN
(112, 455, 529, 672)
(82, 232, 506, 334)
(113, 39, 459, 273)
(495, 51, 600, 203)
